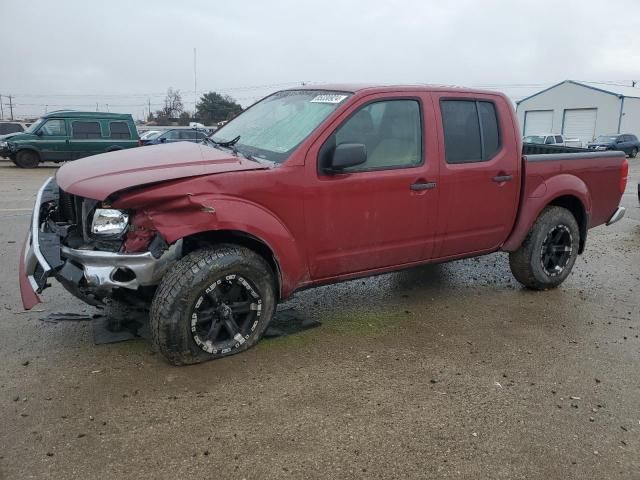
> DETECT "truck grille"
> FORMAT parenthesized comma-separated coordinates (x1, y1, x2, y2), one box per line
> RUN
(59, 189, 77, 223)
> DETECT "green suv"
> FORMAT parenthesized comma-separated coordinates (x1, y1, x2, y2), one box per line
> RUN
(0, 111, 139, 168)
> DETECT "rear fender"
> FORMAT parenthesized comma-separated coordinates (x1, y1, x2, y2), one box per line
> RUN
(502, 174, 591, 252)
(118, 194, 308, 299)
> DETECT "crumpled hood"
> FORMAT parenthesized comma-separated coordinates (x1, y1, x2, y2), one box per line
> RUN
(56, 142, 267, 200)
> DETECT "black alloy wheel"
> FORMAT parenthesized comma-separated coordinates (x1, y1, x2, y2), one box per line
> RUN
(191, 274, 262, 355)
(540, 225, 573, 277)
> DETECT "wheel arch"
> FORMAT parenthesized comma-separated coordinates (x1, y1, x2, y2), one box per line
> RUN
(181, 229, 284, 299)
(502, 174, 591, 253)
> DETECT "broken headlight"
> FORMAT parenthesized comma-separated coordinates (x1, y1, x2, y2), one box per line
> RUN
(91, 209, 129, 236)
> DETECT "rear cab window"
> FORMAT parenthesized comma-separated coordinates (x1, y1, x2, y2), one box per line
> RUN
(440, 99, 501, 163)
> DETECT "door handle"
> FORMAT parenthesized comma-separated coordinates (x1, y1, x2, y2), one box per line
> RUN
(492, 175, 513, 183)
(410, 182, 437, 191)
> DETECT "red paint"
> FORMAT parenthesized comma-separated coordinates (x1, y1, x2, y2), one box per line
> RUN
(53, 85, 626, 300)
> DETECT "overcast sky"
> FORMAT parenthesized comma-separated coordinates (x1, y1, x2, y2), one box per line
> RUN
(2, 0, 639, 120)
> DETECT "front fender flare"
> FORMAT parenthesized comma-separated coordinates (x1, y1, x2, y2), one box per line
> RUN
(121, 195, 308, 299)
(502, 174, 591, 252)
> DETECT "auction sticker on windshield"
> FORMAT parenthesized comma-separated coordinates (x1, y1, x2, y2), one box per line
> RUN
(310, 94, 349, 104)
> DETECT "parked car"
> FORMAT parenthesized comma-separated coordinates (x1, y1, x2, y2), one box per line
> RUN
(0, 120, 30, 136)
(20, 85, 628, 365)
(523, 134, 582, 148)
(587, 134, 640, 157)
(139, 130, 162, 141)
(139, 128, 209, 146)
(0, 111, 139, 168)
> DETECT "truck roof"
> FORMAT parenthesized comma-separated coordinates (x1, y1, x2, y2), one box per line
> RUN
(41, 110, 133, 120)
(289, 83, 506, 97)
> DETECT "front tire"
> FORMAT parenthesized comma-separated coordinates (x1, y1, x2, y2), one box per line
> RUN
(630, 147, 638, 158)
(509, 206, 579, 290)
(150, 245, 276, 365)
(14, 150, 40, 168)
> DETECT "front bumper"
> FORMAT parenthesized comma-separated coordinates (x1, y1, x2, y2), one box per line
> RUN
(606, 206, 626, 226)
(19, 177, 180, 310)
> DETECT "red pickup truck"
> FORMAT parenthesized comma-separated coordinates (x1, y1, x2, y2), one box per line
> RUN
(19, 85, 628, 365)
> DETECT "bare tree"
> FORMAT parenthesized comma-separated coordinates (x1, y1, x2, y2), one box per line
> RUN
(157, 88, 184, 119)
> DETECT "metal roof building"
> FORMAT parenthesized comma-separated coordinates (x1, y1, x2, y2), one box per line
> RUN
(516, 80, 640, 144)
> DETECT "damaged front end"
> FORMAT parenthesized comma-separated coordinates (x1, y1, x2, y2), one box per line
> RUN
(19, 177, 181, 310)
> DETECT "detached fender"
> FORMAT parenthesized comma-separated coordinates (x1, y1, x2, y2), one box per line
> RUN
(116, 194, 308, 298)
(502, 174, 591, 252)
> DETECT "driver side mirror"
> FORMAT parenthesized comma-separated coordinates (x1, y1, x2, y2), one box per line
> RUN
(327, 143, 367, 173)
(35, 130, 43, 136)
(160, 137, 167, 143)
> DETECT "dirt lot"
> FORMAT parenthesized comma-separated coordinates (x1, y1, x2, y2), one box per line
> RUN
(1, 159, 639, 480)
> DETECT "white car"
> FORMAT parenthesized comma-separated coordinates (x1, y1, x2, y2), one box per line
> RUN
(523, 134, 583, 148)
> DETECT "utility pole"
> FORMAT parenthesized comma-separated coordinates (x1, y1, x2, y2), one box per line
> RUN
(194, 47, 197, 118)
(8, 95, 13, 120)
(96, 102, 99, 111)
(148, 98, 151, 120)
(0, 94, 4, 120)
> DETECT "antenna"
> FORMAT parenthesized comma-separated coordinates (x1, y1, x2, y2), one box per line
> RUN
(194, 47, 197, 118)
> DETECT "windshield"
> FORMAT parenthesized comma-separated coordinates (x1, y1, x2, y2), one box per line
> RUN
(595, 136, 617, 143)
(210, 90, 352, 163)
(24, 118, 45, 134)
(523, 135, 545, 144)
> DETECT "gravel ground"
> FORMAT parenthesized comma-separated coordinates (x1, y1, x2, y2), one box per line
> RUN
(0, 159, 639, 479)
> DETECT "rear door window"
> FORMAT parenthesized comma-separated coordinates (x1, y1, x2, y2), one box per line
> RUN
(72, 121, 102, 139)
(441, 100, 501, 163)
(109, 121, 131, 139)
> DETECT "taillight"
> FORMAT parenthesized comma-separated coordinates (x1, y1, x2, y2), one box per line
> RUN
(620, 159, 629, 194)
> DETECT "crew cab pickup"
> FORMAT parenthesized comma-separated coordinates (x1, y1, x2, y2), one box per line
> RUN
(19, 85, 628, 365)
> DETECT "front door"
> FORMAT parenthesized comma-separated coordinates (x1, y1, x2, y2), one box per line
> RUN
(431, 94, 519, 258)
(304, 95, 439, 279)
(36, 119, 70, 161)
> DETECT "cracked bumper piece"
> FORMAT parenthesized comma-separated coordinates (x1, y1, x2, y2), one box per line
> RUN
(19, 177, 181, 310)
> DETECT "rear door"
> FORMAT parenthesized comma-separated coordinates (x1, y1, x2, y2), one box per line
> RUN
(303, 92, 440, 279)
(108, 120, 136, 150)
(431, 93, 519, 258)
(70, 120, 103, 158)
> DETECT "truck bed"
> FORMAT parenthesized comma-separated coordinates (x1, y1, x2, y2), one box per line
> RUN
(521, 149, 626, 229)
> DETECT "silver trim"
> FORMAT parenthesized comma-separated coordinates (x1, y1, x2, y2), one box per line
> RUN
(31, 177, 54, 272)
(606, 206, 626, 226)
(60, 240, 182, 291)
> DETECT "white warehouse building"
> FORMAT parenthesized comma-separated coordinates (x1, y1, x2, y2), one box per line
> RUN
(516, 80, 640, 144)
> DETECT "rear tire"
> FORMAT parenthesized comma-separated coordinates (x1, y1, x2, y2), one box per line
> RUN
(150, 245, 276, 365)
(509, 206, 579, 290)
(14, 150, 40, 168)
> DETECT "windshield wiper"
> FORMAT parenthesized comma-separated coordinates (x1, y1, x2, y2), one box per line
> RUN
(204, 135, 241, 148)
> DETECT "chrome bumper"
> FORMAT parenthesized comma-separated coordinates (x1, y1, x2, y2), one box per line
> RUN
(606, 206, 626, 226)
(20, 177, 180, 309)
